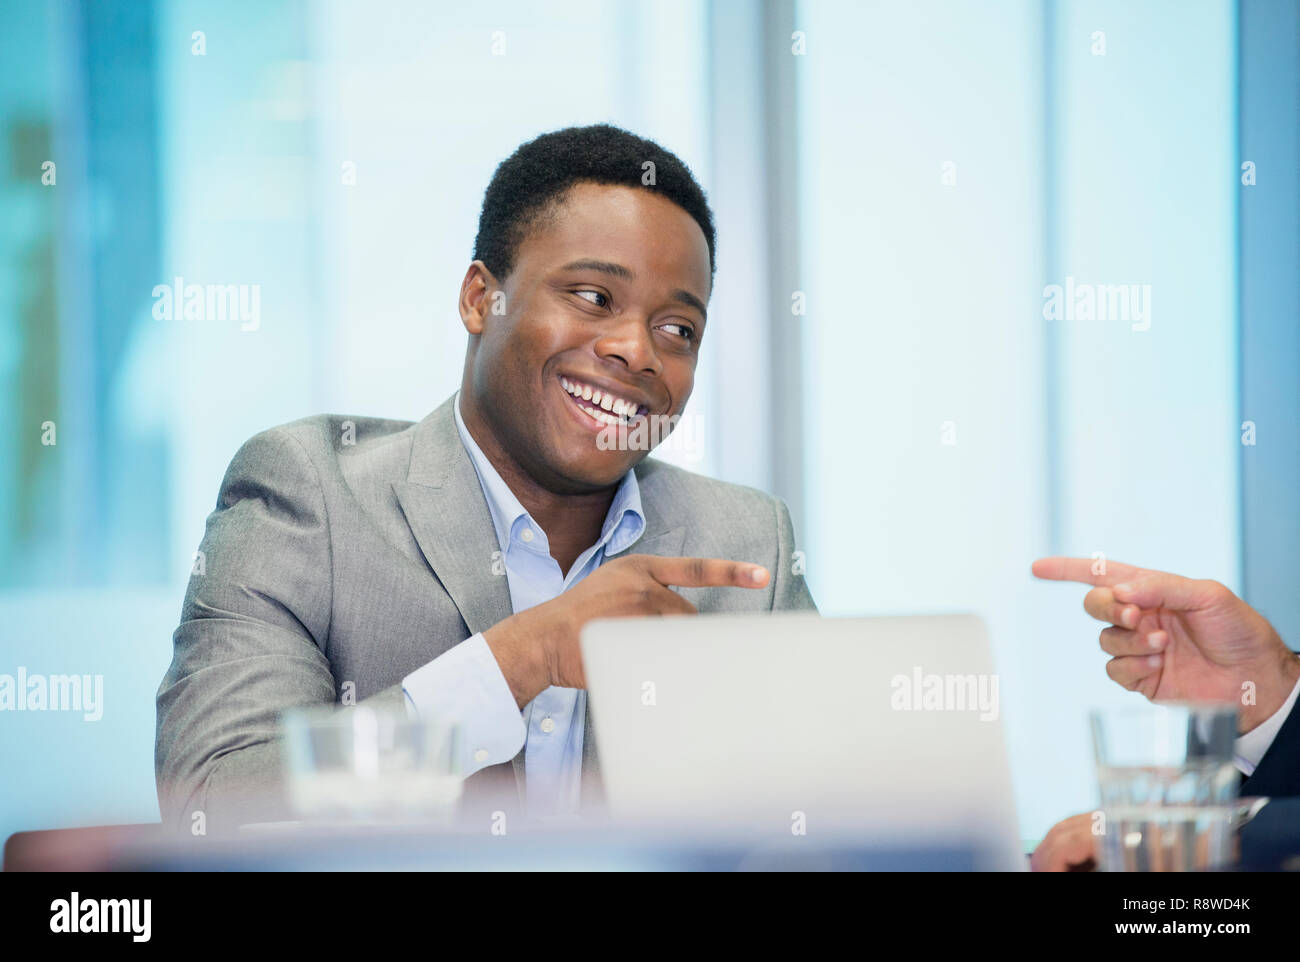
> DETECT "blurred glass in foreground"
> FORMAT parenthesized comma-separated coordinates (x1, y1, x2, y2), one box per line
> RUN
(282, 705, 461, 825)
(1091, 702, 1248, 871)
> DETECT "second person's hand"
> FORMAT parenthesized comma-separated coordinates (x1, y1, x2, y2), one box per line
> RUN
(1032, 556, 1299, 733)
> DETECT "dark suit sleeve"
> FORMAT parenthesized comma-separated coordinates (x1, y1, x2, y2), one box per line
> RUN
(1236, 677, 1300, 869)
(771, 498, 818, 613)
(1240, 797, 1300, 870)
(1241, 676, 1300, 798)
(154, 427, 403, 834)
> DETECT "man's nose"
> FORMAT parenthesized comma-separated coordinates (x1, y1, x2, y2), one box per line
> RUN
(595, 315, 661, 376)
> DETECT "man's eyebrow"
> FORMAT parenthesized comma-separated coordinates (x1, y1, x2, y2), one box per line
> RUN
(560, 259, 635, 282)
(560, 259, 707, 320)
(670, 289, 707, 320)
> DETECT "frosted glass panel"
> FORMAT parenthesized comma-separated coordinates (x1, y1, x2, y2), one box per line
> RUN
(796, 0, 1238, 840)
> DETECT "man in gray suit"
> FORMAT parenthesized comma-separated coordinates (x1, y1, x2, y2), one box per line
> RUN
(155, 124, 817, 834)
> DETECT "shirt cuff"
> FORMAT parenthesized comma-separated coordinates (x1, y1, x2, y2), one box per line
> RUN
(402, 632, 526, 776)
(1234, 672, 1300, 776)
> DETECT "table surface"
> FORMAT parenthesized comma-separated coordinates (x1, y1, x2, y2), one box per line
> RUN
(5, 821, 1023, 871)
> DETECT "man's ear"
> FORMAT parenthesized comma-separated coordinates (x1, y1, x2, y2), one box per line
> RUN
(459, 260, 500, 335)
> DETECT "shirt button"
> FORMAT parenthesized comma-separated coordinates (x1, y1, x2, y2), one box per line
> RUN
(520, 527, 535, 543)
(540, 717, 555, 734)
(474, 748, 489, 763)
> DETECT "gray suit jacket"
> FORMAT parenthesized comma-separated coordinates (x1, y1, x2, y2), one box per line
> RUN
(155, 394, 817, 832)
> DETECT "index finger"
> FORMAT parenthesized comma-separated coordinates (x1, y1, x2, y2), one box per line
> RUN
(638, 555, 770, 589)
(1031, 556, 1146, 588)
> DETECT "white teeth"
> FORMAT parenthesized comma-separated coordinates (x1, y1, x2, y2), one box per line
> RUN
(561, 376, 641, 423)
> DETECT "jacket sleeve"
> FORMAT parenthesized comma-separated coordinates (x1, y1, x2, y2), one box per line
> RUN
(1241, 679, 1300, 798)
(771, 497, 818, 613)
(154, 426, 403, 834)
(1240, 797, 1300, 870)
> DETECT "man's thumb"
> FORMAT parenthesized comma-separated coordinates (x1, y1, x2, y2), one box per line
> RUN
(1112, 574, 1221, 612)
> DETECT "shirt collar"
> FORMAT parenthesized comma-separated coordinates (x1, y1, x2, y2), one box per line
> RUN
(453, 391, 645, 557)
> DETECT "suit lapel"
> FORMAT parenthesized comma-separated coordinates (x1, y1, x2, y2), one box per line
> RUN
(391, 397, 525, 796)
(392, 395, 689, 811)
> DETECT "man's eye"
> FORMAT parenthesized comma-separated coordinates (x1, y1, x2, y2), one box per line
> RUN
(659, 322, 696, 342)
(574, 290, 608, 308)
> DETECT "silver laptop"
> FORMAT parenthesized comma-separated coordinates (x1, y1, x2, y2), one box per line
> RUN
(581, 612, 1024, 869)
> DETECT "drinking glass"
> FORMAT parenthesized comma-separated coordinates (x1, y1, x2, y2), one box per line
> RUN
(282, 704, 462, 824)
(1090, 701, 1246, 871)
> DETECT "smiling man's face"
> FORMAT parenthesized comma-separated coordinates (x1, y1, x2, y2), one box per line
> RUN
(460, 182, 712, 494)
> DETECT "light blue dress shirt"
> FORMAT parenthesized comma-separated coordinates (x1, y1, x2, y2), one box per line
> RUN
(402, 391, 645, 817)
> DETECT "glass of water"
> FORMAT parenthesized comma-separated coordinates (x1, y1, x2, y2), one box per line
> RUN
(281, 704, 463, 825)
(1090, 701, 1244, 871)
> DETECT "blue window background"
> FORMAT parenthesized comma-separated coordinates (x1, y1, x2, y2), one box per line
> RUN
(0, 0, 1295, 848)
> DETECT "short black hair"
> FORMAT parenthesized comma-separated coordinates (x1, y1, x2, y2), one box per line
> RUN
(473, 123, 716, 286)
